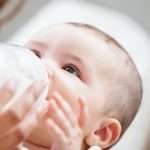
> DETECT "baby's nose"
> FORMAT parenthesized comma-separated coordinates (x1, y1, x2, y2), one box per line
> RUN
(40, 59, 56, 79)
(40, 59, 57, 99)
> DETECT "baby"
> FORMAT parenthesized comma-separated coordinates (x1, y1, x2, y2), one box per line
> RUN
(0, 22, 142, 150)
(22, 22, 142, 150)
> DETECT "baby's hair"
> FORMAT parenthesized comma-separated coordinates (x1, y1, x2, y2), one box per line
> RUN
(66, 22, 143, 138)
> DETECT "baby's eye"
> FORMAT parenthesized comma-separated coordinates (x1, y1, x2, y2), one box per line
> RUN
(62, 64, 81, 78)
(31, 49, 42, 58)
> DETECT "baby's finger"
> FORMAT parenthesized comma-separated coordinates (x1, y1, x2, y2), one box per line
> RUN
(46, 118, 67, 145)
(0, 80, 47, 136)
(78, 96, 88, 128)
(51, 92, 77, 127)
(47, 99, 72, 136)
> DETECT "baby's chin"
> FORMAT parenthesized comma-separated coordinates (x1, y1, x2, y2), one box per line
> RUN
(25, 123, 52, 149)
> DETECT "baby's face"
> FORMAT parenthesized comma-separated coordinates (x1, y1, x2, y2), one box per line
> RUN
(25, 24, 121, 148)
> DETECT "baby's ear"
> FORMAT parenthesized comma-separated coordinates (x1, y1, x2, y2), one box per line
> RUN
(85, 118, 122, 149)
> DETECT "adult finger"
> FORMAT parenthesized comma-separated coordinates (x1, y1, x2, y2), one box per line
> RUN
(0, 95, 49, 150)
(0, 80, 16, 109)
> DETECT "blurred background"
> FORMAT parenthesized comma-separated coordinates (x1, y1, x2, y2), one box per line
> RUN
(0, 0, 150, 41)
(0, 0, 150, 150)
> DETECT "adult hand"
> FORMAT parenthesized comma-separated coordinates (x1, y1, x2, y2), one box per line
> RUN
(0, 79, 49, 150)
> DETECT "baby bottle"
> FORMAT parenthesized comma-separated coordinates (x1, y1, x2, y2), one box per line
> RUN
(0, 42, 49, 109)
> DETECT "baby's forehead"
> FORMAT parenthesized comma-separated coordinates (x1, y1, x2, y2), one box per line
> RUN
(32, 24, 101, 44)
(31, 24, 111, 55)
(30, 24, 124, 76)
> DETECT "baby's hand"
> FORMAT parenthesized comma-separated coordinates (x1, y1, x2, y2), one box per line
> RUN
(46, 91, 88, 150)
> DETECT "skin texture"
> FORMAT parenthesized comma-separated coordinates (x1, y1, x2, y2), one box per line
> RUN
(24, 24, 125, 149)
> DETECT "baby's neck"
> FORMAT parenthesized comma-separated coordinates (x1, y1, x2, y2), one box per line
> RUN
(23, 140, 88, 150)
(23, 141, 50, 150)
